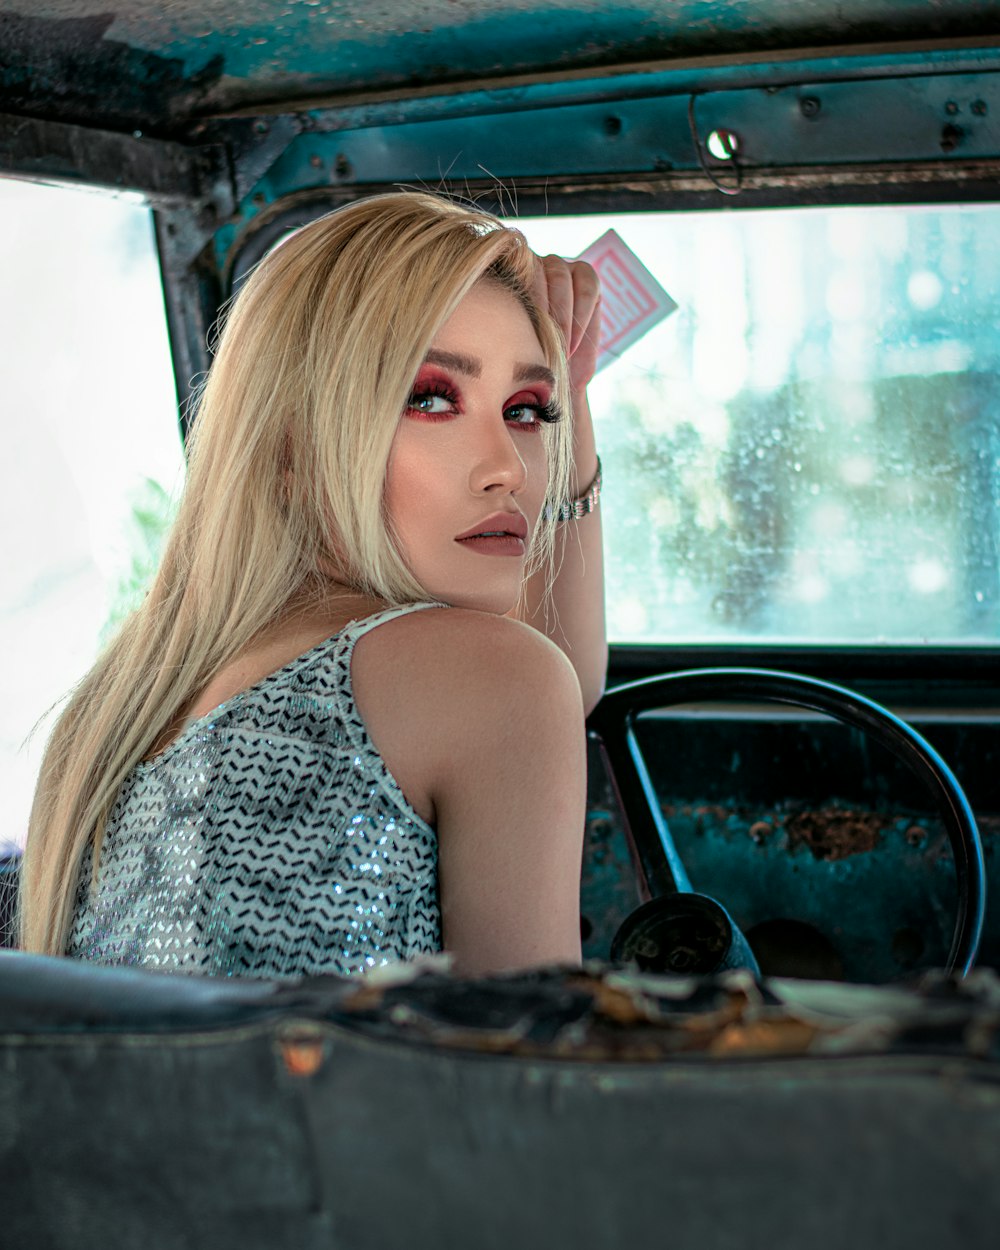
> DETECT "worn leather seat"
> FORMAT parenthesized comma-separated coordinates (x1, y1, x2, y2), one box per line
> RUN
(1, 951, 999, 1249)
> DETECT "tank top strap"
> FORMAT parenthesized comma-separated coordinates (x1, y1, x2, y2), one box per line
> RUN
(336, 601, 444, 660)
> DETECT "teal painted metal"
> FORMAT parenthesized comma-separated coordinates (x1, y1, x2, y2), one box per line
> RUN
(211, 64, 1000, 279)
(3, 2, 1000, 133)
(580, 769, 1000, 981)
(270, 45, 1000, 134)
(5, 2, 1000, 276)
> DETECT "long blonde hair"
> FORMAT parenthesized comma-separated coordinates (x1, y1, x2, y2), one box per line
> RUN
(19, 191, 572, 955)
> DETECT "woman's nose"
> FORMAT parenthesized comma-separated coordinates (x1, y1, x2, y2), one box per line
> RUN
(469, 419, 528, 495)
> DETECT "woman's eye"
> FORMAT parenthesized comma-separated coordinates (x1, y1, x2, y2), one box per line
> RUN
(505, 400, 561, 429)
(407, 392, 455, 415)
(504, 404, 541, 427)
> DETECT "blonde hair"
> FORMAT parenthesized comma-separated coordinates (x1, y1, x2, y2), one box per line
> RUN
(19, 191, 572, 955)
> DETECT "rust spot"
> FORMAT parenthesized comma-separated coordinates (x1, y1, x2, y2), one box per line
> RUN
(678, 988, 750, 1041)
(574, 977, 656, 1025)
(940, 122, 963, 152)
(342, 981, 388, 1011)
(279, 1034, 325, 1078)
(785, 807, 885, 861)
(709, 1017, 818, 1057)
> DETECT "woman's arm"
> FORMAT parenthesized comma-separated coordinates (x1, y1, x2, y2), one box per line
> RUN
(355, 609, 587, 976)
(433, 619, 586, 974)
(516, 255, 608, 715)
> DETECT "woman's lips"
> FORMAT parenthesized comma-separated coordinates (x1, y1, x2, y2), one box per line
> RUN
(455, 511, 528, 557)
(456, 534, 525, 556)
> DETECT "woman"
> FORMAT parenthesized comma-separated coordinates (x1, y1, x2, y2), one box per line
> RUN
(18, 191, 606, 978)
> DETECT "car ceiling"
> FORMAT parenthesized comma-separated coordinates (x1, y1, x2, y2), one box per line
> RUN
(3, 1, 1000, 134)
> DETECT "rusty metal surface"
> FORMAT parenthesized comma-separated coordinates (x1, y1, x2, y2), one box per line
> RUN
(331, 960, 1000, 1062)
(3, 945, 1000, 1062)
(4, 2, 1000, 132)
(6, 3, 1000, 307)
(0, 109, 224, 202)
(579, 701, 1000, 982)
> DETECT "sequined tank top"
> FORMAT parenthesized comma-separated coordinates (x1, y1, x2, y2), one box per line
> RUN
(67, 603, 442, 979)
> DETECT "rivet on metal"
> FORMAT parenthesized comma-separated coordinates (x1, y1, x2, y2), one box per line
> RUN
(706, 129, 740, 161)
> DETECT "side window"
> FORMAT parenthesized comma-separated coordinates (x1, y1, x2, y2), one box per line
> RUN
(0, 179, 184, 851)
(517, 206, 1000, 647)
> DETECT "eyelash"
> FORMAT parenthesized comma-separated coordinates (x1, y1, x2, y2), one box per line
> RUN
(405, 381, 459, 420)
(405, 382, 563, 431)
(505, 400, 563, 431)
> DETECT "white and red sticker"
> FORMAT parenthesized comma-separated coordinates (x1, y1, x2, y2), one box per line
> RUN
(576, 228, 678, 373)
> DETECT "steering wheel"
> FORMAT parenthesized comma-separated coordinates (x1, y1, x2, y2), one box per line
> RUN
(587, 668, 986, 977)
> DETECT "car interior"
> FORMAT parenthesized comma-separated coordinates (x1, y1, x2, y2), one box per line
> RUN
(1, 3, 999, 1246)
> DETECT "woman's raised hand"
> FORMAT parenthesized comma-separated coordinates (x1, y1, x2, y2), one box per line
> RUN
(531, 253, 602, 395)
(520, 250, 607, 716)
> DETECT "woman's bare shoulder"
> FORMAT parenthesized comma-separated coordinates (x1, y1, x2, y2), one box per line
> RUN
(351, 607, 584, 825)
(356, 606, 581, 705)
(354, 607, 588, 975)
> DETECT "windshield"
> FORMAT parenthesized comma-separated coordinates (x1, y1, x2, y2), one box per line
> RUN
(517, 203, 1000, 647)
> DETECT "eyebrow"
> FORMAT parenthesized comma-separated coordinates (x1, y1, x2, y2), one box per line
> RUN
(423, 349, 556, 389)
(515, 362, 558, 388)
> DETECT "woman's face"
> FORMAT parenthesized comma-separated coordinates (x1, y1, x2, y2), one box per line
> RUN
(385, 278, 557, 614)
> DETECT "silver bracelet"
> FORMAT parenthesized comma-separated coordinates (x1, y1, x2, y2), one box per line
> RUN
(544, 456, 602, 522)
